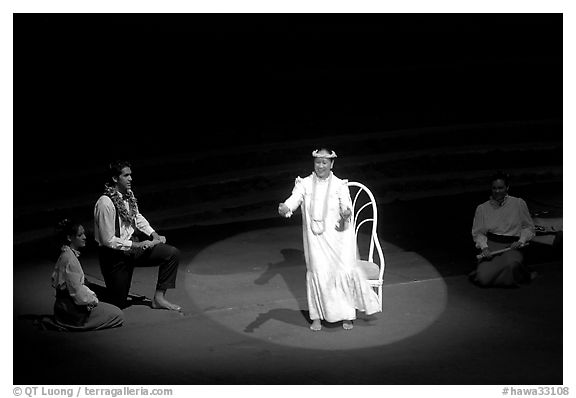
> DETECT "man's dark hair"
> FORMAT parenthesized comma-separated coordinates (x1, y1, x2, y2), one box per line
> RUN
(106, 160, 132, 185)
(490, 170, 511, 186)
(314, 147, 335, 154)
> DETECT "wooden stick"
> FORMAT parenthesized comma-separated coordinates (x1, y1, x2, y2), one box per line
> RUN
(476, 242, 529, 260)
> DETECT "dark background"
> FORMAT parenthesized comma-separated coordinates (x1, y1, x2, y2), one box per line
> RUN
(13, 14, 563, 247)
(15, 14, 562, 161)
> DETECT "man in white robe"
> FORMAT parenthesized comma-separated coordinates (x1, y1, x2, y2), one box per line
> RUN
(278, 148, 381, 331)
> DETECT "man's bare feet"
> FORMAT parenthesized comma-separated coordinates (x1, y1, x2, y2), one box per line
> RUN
(343, 320, 353, 330)
(310, 319, 321, 331)
(152, 291, 181, 311)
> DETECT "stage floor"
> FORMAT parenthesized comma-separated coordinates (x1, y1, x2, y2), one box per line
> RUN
(13, 219, 563, 384)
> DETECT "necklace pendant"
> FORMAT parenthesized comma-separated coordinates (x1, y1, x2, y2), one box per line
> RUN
(311, 220, 325, 235)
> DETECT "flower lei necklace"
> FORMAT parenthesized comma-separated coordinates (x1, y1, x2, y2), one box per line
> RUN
(104, 184, 139, 223)
(310, 172, 332, 235)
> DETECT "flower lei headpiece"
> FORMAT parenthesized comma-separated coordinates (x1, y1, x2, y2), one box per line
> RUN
(312, 150, 337, 159)
(103, 184, 139, 223)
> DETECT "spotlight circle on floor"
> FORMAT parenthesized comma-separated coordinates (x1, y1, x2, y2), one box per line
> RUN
(185, 225, 447, 350)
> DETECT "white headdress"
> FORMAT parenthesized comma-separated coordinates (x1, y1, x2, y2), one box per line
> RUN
(312, 149, 337, 159)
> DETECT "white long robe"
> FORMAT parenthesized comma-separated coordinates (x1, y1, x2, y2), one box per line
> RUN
(283, 172, 381, 322)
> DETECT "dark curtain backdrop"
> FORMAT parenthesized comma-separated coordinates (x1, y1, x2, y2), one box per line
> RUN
(14, 14, 562, 176)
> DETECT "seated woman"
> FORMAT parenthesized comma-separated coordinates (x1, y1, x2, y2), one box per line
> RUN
(470, 171, 536, 287)
(51, 219, 124, 330)
(278, 147, 381, 331)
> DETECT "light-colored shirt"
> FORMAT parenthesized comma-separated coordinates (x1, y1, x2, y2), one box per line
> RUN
(472, 195, 535, 249)
(94, 194, 155, 250)
(51, 246, 98, 306)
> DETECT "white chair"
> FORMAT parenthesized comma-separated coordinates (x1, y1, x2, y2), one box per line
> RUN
(347, 181, 386, 311)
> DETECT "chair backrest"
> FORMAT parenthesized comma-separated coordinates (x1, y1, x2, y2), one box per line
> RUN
(347, 181, 386, 279)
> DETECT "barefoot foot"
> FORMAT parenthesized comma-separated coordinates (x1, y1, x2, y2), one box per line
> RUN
(310, 319, 322, 331)
(151, 296, 181, 311)
(343, 320, 353, 330)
